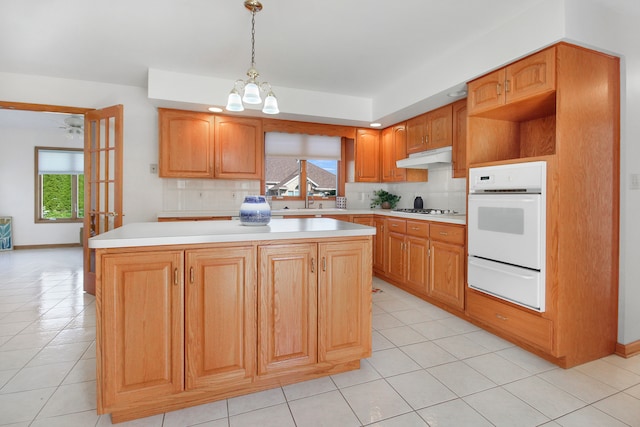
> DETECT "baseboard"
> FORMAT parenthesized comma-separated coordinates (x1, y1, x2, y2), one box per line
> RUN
(14, 243, 82, 250)
(615, 340, 640, 358)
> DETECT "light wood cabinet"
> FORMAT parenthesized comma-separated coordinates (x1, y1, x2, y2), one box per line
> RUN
(100, 251, 185, 411)
(384, 219, 430, 297)
(428, 224, 465, 310)
(465, 42, 620, 368)
(406, 104, 453, 154)
(372, 216, 386, 273)
(158, 109, 263, 180)
(258, 244, 318, 375)
(214, 116, 263, 179)
(97, 236, 372, 422)
(318, 240, 372, 363)
(185, 247, 256, 390)
(381, 123, 428, 183)
(381, 124, 406, 182)
(355, 128, 380, 182)
(452, 99, 468, 178)
(159, 109, 215, 178)
(468, 47, 556, 117)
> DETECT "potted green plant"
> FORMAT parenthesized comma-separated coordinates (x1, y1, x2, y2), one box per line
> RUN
(370, 189, 401, 209)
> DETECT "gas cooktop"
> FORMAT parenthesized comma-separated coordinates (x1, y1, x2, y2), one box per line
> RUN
(393, 208, 458, 215)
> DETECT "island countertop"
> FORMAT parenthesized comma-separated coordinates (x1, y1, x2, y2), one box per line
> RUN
(88, 218, 375, 249)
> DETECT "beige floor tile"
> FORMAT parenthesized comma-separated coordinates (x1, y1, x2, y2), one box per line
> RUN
(289, 389, 360, 427)
(464, 387, 549, 426)
(341, 378, 413, 425)
(418, 398, 493, 427)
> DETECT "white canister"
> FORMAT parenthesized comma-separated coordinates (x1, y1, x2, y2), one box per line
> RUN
(239, 196, 271, 226)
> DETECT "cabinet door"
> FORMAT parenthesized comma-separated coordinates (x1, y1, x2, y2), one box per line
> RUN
(380, 127, 395, 182)
(258, 244, 317, 375)
(386, 231, 406, 283)
(427, 104, 453, 150)
(467, 68, 506, 115)
(505, 47, 556, 105)
(159, 109, 215, 178)
(185, 246, 256, 390)
(452, 99, 468, 178)
(214, 116, 263, 179)
(372, 216, 386, 272)
(405, 236, 429, 295)
(429, 240, 465, 310)
(318, 240, 372, 362)
(355, 128, 380, 182)
(100, 251, 184, 411)
(406, 114, 428, 154)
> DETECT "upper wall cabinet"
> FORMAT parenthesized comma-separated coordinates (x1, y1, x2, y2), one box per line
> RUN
(355, 128, 380, 182)
(214, 116, 263, 180)
(451, 99, 468, 178)
(158, 109, 263, 180)
(381, 123, 428, 183)
(406, 104, 453, 154)
(468, 47, 556, 118)
(159, 109, 215, 178)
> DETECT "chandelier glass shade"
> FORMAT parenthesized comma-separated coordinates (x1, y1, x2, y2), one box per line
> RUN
(226, 0, 279, 115)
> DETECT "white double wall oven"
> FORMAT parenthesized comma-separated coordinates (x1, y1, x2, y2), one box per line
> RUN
(467, 161, 547, 312)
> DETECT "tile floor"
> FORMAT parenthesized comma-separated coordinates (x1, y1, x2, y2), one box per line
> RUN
(1, 247, 639, 427)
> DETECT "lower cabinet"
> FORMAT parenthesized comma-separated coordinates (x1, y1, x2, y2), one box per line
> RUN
(428, 224, 466, 310)
(97, 238, 371, 422)
(377, 217, 466, 312)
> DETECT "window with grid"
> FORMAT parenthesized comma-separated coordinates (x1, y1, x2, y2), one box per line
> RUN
(35, 147, 84, 222)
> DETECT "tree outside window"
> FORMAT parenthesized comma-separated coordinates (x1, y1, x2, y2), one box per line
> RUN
(35, 147, 84, 222)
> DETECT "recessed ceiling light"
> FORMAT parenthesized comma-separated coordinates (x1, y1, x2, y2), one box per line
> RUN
(370, 122, 382, 128)
(447, 90, 467, 98)
(208, 107, 223, 113)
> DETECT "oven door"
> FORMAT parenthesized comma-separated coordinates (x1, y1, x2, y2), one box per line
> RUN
(468, 193, 543, 270)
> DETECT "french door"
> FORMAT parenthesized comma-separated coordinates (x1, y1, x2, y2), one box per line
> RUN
(83, 105, 123, 295)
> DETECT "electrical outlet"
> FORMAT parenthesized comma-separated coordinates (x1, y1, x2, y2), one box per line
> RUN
(631, 173, 640, 190)
(149, 164, 158, 174)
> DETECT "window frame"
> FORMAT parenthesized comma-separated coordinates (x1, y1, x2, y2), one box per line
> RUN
(34, 147, 84, 224)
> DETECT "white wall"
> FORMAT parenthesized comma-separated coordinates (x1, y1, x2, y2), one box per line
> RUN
(0, 127, 83, 245)
(561, 0, 640, 346)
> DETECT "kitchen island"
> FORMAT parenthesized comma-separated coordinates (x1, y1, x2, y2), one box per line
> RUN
(90, 218, 374, 423)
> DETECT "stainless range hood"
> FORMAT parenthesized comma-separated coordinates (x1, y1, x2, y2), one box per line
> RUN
(396, 146, 452, 169)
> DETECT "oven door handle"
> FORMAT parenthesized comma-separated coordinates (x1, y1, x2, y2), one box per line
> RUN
(468, 194, 539, 203)
(468, 258, 536, 280)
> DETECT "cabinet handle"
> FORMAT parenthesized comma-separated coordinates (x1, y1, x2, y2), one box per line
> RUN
(439, 231, 448, 236)
(496, 82, 502, 95)
(496, 314, 508, 321)
(311, 258, 315, 273)
(190, 267, 194, 284)
(174, 268, 179, 286)
(322, 257, 327, 272)
(505, 79, 511, 93)
(411, 226, 420, 230)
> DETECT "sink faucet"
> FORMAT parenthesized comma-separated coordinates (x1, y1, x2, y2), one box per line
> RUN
(306, 194, 315, 209)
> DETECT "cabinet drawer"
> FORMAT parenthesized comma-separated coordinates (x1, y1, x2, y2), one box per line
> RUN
(386, 218, 406, 234)
(406, 220, 429, 238)
(467, 291, 553, 352)
(430, 224, 465, 245)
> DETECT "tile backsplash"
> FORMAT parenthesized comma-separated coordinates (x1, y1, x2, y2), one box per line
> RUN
(161, 165, 466, 213)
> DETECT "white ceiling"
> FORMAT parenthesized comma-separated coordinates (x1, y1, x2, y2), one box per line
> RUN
(0, 0, 637, 127)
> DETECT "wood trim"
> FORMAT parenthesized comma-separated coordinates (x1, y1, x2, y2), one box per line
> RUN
(14, 243, 82, 250)
(0, 101, 92, 114)
(262, 118, 356, 139)
(615, 340, 640, 358)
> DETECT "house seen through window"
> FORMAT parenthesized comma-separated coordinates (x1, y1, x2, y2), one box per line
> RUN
(264, 133, 340, 199)
(35, 147, 84, 222)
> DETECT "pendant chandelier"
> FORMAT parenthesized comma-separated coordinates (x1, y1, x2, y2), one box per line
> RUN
(226, 0, 279, 115)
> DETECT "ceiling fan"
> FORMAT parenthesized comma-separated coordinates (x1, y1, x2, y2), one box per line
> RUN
(60, 114, 84, 136)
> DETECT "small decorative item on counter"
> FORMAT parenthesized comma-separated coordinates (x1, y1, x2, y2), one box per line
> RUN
(239, 195, 271, 226)
(336, 196, 347, 209)
(370, 190, 401, 209)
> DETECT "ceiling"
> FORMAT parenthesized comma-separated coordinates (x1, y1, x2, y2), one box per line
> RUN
(0, 0, 636, 127)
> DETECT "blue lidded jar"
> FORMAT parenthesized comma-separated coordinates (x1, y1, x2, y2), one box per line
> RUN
(239, 196, 271, 226)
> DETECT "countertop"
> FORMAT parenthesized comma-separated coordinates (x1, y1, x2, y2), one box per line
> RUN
(157, 208, 467, 225)
(88, 218, 376, 249)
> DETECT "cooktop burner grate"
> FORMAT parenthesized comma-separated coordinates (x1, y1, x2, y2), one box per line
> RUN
(392, 208, 457, 215)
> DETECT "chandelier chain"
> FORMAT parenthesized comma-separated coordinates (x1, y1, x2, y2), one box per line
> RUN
(250, 9, 256, 68)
